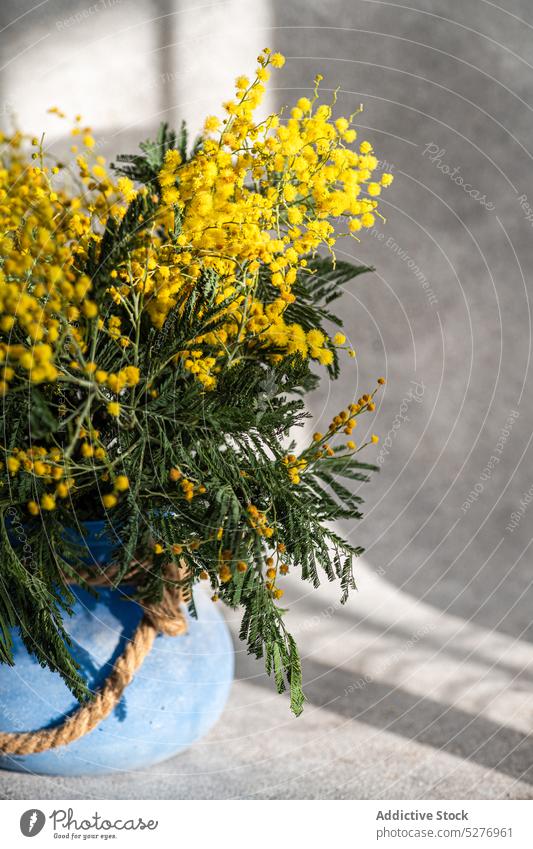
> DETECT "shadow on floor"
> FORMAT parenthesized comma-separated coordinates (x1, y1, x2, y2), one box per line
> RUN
(236, 649, 533, 786)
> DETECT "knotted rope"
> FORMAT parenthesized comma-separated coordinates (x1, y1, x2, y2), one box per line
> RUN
(0, 563, 189, 756)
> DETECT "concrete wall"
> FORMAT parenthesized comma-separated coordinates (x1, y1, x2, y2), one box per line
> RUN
(0, 0, 272, 148)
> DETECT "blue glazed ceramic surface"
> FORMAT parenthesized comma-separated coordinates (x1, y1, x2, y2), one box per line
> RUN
(0, 521, 234, 775)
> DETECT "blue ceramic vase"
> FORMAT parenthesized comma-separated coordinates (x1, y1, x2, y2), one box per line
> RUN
(0, 521, 234, 776)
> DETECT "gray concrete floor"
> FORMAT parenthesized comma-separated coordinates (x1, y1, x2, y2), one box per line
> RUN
(1, 0, 533, 799)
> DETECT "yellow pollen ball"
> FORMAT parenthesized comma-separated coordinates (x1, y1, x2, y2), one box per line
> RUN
(40, 494, 56, 511)
(270, 53, 285, 68)
(107, 401, 120, 417)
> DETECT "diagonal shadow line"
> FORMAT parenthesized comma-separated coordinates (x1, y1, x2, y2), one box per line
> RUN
(236, 651, 533, 785)
(287, 588, 533, 685)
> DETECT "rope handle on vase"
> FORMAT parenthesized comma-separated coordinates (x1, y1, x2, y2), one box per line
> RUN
(0, 563, 189, 756)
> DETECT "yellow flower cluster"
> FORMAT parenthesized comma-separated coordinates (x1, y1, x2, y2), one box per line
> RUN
(6, 446, 64, 480)
(281, 379, 386, 480)
(141, 50, 392, 385)
(82, 48, 391, 389)
(2, 445, 77, 514)
(102, 475, 129, 510)
(282, 453, 308, 485)
(265, 554, 286, 599)
(169, 466, 206, 501)
(99, 365, 140, 394)
(247, 503, 274, 538)
(211, 547, 251, 590)
(0, 53, 392, 400)
(3, 429, 129, 514)
(0, 125, 134, 395)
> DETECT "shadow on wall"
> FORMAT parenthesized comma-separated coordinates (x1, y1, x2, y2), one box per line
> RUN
(0, 0, 273, 156)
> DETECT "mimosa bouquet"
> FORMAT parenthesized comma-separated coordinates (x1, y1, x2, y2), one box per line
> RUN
(0, 50, 392, 714)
